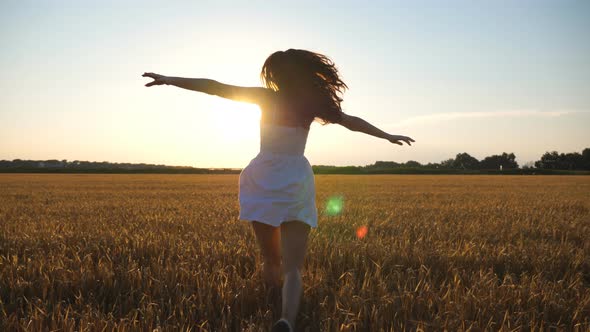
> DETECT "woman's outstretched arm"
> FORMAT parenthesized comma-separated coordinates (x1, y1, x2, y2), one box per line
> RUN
(339, 113, 415, 146)
(142, 72, 271, 105)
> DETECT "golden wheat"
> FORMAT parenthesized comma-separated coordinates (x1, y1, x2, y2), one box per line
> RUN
(1, 174, 589, 331)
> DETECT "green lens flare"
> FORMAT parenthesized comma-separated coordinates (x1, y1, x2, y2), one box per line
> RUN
(325, 196, 344, 216)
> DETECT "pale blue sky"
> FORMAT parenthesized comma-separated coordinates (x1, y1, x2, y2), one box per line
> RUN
(1, 1, 589, 167)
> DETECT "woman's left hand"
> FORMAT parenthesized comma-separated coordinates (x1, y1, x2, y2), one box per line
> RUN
(142, 72, 169, 87)
(388, 135, 415, 146)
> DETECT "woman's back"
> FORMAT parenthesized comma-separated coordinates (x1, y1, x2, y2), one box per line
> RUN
(259, 91, 314, 129)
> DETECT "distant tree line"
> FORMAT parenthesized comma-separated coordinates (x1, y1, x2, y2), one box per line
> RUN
(0, 159, 240, 174)
(1, 148, 589, 174)
(313, 148, 590, 174)
(368, 152, 519, 171)
(533, 149, 590, 170)
(363, 148, 590, 171)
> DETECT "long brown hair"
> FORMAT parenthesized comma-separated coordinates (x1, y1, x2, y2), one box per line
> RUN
(260, 49, 348, 125)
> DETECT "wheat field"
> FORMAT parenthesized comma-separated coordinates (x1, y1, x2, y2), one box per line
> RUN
(0, 174, 589, 331)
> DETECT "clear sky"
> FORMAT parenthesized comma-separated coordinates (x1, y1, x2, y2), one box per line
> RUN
(1, 0, 589, 168)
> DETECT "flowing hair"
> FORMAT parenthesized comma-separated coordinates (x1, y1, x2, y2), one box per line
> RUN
(260, 49, 348, 124)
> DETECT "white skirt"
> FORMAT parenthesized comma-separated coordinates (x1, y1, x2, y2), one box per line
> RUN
(239, 152, 318, 228)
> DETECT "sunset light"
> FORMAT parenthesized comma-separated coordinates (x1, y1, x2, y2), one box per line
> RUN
(211, 99, 261, 142)
(1, 2, 589, 330)
(2, 2, 588, 168)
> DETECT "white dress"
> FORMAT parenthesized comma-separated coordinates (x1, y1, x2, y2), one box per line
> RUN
(239, 122, 318, 227)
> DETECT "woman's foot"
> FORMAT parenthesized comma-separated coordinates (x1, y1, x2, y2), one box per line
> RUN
(271, 318, 293, 332)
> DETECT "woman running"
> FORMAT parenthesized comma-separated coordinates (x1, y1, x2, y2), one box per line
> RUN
(142, 48, 414, 331)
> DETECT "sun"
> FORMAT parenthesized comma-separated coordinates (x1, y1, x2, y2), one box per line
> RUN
(211, 99, 261, 141)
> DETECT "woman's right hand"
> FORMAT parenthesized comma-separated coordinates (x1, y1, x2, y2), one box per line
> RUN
(388, 134, 415, 146)
(142, 72, 169, 87)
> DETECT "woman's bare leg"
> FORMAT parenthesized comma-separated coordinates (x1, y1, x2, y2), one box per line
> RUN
(251, 221, 282, 287)
(280, 220, 310, 327)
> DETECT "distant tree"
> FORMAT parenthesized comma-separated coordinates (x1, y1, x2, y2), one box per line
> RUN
(535, 151, 559, 169)
(535, 151, 586, 170)
(451, 153, 480, 169)
(480, 152, 518, 170)
(583, 148, 590, 170)
(562, 152, 583, 170)
(404, 160, 422, 168)
(371, 161, 401, 168)
(440, 158, 454, 169)
(503, 152, 519, 169)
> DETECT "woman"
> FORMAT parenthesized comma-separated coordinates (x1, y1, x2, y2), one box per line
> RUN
(143, 49, 414, 331)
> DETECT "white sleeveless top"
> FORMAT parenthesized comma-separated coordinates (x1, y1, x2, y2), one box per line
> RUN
(238, 122, 318, 227)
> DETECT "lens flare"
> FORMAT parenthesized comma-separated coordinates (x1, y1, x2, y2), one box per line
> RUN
(325, 196, 344, 216)
(356, 225, 368, 239)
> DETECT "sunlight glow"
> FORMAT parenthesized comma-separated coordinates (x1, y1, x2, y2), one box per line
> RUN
(211, 99, 261, 142)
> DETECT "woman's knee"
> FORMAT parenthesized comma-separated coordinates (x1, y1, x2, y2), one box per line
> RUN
(280, 220, 310, 270)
